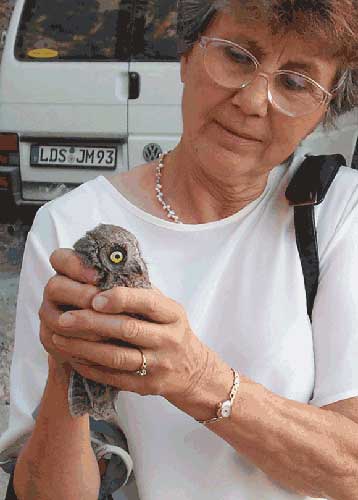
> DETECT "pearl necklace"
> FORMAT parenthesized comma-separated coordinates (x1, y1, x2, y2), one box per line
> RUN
(156, 150, 183, 224)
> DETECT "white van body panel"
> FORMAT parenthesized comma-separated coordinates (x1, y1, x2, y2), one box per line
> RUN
(127, 61, 183, 167)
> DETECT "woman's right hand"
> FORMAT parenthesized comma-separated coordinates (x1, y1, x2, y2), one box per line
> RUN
(38, 248, 100, 371)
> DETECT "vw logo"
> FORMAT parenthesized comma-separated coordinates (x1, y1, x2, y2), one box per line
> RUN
(143, 143, 163, 162)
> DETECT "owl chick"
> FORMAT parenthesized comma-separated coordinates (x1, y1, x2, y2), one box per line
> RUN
(67, 223, 152, 420)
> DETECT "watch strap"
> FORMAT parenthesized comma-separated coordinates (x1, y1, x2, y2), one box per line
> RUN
(196, 369, 240, 426)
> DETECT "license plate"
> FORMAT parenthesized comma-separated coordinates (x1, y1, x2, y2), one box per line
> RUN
(30, 145, 117, 169)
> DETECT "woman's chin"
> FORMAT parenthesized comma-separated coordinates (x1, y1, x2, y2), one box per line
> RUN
(202, 136, 262, 169)
(196, 145, 263, 178)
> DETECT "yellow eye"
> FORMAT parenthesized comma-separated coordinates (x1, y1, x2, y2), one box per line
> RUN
(110, 251, 124, 264)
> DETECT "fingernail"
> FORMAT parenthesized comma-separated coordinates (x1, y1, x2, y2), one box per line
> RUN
(59, 312, 75, 326)
(52, 334, 66, 345)
(92, 295, 108, 310)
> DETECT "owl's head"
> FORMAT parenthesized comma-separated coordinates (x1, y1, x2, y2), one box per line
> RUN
(73, 224, 148, 280)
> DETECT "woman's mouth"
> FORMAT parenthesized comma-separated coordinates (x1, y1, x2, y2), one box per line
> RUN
(215, 121, 262, 147)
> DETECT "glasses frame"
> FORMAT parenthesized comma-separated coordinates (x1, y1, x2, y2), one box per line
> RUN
(198, 36, 344, 117)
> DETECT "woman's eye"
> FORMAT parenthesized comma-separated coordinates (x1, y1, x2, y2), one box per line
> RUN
(280, 73, 308, 91)
(225, 47, 252, 64)
(110, 251, 124, 264)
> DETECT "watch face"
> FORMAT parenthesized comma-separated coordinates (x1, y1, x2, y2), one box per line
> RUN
(221, 400, 232, 418)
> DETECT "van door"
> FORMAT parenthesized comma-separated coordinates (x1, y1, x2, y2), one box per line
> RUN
(0, 0, 132, 202)
(127, 0, 183, 169)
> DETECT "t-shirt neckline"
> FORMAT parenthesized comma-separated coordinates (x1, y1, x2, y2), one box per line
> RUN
(97, 163, 287, 232)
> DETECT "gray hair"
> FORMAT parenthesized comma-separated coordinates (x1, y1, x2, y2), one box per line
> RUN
(176, 0, 358, 129)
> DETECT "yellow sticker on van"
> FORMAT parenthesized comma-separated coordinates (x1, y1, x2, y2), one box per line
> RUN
(27, 49, 59, 59)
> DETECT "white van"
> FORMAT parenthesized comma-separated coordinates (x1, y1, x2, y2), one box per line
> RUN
(0, 0, 182, 208)
(0, 0, 357, 211)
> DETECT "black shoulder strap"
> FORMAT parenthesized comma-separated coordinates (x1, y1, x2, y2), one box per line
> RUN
(285, 154, 346, 322)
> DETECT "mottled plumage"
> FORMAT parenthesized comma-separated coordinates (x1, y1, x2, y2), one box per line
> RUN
(68, 224, 152, 420)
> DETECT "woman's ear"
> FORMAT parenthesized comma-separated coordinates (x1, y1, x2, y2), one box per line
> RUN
(180, 53, 189, 84)
(180, 47, 195, 84)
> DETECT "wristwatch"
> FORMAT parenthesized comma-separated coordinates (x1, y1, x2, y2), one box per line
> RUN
(196, 369, 240, 425)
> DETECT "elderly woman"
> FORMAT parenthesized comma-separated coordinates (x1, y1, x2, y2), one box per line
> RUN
(1, 0, 358, 499)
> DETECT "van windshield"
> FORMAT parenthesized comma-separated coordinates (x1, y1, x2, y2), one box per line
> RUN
(15, 0, 131, 61)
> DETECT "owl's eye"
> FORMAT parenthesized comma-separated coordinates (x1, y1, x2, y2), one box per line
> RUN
(110, 251, 124, 264)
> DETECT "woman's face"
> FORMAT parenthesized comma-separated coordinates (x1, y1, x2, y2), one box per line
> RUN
(180, 10, 340, 179)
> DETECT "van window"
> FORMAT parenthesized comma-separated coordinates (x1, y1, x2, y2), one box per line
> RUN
(131, 0, 179, 62)
(15, 0, 131, 61)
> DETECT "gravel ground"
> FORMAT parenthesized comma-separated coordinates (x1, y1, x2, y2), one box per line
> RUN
(0, 223, 29, 499)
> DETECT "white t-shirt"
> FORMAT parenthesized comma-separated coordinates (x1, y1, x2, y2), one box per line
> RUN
(1, 148, 358, 500)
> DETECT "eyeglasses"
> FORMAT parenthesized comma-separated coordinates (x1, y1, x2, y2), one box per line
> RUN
(198, 36, 344, 118)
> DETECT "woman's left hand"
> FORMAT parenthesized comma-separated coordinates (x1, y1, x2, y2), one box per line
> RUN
(52, 281, 215, 407)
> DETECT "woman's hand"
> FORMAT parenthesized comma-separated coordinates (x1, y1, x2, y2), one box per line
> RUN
(39, 248, 100, 371)
(41, 249, 218, 412)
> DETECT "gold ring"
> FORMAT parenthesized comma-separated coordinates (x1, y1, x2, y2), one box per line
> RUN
(135, 348, 147, 376)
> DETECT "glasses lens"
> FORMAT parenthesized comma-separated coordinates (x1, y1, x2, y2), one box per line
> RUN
(271, 71, 326, 116)
(204, 40, 257, 89)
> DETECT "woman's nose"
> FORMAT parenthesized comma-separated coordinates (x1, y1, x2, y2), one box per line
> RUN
(231, 74, 270, 117)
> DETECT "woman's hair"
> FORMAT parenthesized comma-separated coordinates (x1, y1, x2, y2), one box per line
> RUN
(176, 0, 358, 128)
